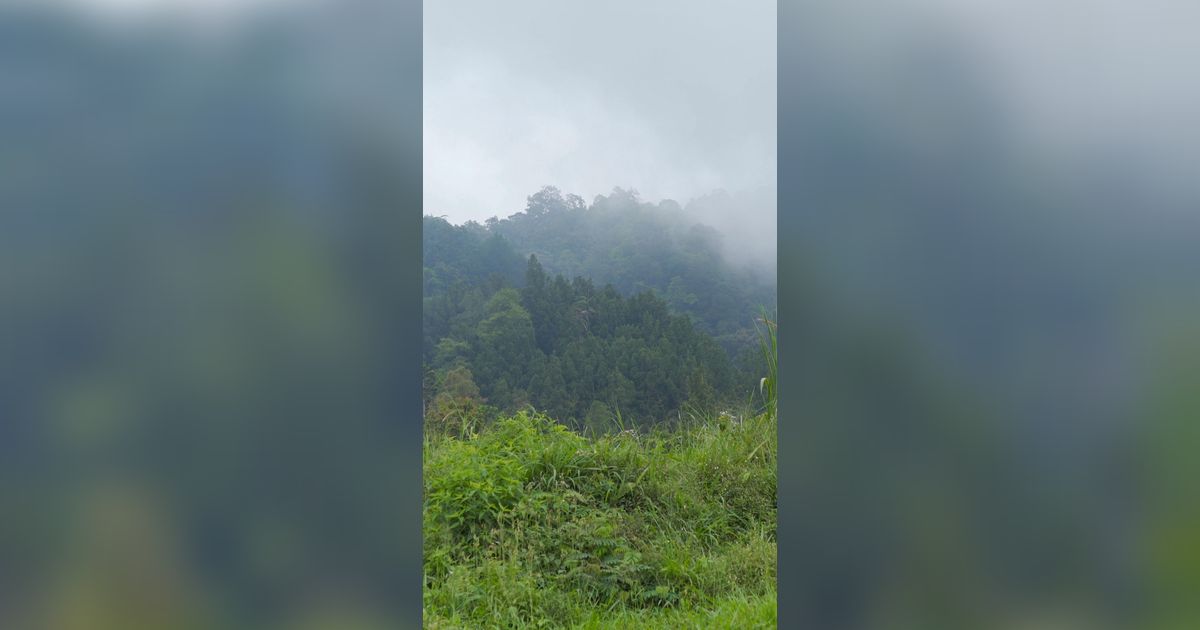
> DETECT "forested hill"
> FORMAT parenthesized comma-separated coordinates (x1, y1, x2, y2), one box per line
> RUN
(424, 186, 776, 350)
(422, 186, 776, 428)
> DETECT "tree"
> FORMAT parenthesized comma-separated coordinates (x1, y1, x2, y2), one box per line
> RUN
(525, 186, 565, 217)
(530, 356, 571, 420)
(437, 365, 482, 401)
(474, 289, 540, 399)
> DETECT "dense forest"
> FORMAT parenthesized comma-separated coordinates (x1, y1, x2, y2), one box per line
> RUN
(423, 186, 776, 430)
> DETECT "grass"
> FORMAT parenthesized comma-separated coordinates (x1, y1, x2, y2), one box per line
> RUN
(422, 407, 777, 628)
(424, 312, 778, 628)
(755, 310, 777, 418)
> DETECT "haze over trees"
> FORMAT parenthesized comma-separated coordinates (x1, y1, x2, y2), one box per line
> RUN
(423, 186, 776, 431)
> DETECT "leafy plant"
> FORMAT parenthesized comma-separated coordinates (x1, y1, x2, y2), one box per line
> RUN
(754, 309, 777, 418)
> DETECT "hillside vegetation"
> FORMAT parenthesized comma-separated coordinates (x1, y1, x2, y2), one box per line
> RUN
(423, 406, 777, 629)
(423, 187, 777, 627)
(423, 187, 776, 430)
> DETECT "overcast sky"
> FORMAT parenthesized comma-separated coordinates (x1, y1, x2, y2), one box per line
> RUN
(423, 0, 776, 227)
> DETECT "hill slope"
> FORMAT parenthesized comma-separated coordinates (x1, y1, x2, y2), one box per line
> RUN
(422, 187, 776, 427)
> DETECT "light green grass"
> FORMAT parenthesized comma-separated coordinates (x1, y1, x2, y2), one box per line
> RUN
(423, 408, 776, 629)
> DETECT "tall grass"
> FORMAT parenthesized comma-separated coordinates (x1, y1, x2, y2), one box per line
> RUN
(755, 309, 777, 418)
(423, 407, 777, 628)
(423, 311, 779, 628)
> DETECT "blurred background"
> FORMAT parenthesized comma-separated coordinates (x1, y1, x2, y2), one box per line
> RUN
(780, 2, 1200, 629)
(3, 0, 1200, 628)
(0, 1, 421, 628)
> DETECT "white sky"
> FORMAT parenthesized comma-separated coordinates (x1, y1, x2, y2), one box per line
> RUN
(423, 0, 777, 225)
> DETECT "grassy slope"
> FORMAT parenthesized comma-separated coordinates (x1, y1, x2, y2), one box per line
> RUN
(423, 410, 777, 629)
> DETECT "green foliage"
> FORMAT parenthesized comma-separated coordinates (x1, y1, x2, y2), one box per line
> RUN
(485, 187, 775, 347)
(423, 410, 777, 628)
(422, 186, 778, 626)
(423, 217, 524, 296)
(755, 310, 777, 417)
(423, 249, 744, 427)
(423, 186, 777, 426)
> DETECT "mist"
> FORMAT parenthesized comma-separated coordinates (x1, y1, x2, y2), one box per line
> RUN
(423, 0, 777, 272)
